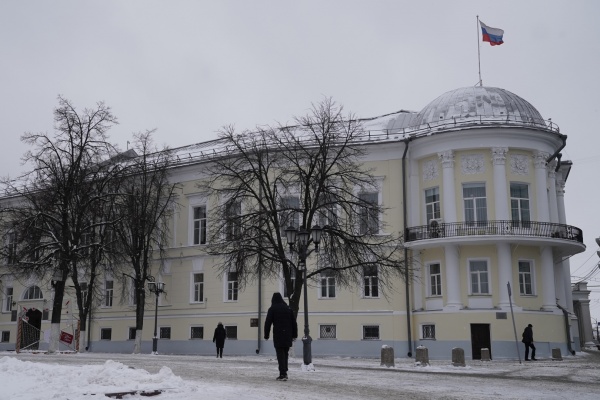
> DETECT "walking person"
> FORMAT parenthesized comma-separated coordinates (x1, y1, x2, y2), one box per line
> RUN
(213, 322, 226, 358)
(522, 323, 537, 361)
(264, 292, 298, 381)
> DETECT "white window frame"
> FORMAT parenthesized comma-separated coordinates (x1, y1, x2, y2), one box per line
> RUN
(421, 323, 436, 340)
(358, 191, 380, 235)
(463, 183, 487, 226)
(427, 262, 442, 297)
(424, 187, 441, 224)
(224, 198, 242, 241)
(191, 272, 205, 303)
(225, 270, 239, 302)
(362, 265, 379, 298)
(468, 259, 490, 295)
(319, 270, 336, 299)
(319, 324, 337, 339)
(362, 325, 380, 340)
(24, 285, 43, 300)
(279, 195, 300, 231)
(104, 280, 114, 307)
(3, 287, 13, 312)
(518, 259, 535, 296)
(192, 205, 207, 245)
(190, 326, 204, 339)
(510, 182, 531, 227)
(316, 192, 339, 228)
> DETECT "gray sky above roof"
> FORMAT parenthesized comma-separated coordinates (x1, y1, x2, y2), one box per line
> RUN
(1, 1, 599, 317)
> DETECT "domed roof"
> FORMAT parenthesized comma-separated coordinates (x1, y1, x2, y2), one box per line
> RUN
(410, 86, 546, 127)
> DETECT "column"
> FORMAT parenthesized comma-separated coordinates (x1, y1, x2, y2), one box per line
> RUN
(541, 246, 557, 310)
(556, 175, 574, 313)
(491, 147, 509, 220)
(438, 150, 457, 223)
(533, 151, 550, 222)
(547, 160, 559, 223)
(497, 242, 512, 308)
(444, 244, 462, 309)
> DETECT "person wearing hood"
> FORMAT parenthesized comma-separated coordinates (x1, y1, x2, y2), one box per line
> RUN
(521, 323, 536, 361)
(264, 292, 298, 381)
(213, 322, 227, 358)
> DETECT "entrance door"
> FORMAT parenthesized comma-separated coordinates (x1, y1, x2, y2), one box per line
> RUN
(470, 323, 491, 360)
(22, 308, 42, 350)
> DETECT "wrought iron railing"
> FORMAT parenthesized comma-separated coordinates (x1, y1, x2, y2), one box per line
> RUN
(405, 220, 583, 244)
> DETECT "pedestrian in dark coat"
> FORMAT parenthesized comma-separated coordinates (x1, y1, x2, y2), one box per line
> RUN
(522, 323, 537, 361)
(213, 322, 226, 358)
(264, 292, 298, 381)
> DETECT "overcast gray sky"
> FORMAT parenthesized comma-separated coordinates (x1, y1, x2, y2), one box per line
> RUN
(2, 1, 600, 321)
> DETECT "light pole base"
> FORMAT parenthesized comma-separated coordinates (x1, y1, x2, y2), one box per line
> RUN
(152, 337, 158, 354)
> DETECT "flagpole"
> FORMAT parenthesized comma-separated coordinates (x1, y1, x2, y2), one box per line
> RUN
(477, 15, 482, 86)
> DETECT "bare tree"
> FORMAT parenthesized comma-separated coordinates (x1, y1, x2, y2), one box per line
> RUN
(199, 98, 407, 317)
(113, 131, 179, 354)
(0, 96, 120, 353)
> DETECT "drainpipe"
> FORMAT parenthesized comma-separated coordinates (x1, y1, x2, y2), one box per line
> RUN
(545, 134, 567, 172)
(402, 137, 413, 357)
(556, 302, 576, 355)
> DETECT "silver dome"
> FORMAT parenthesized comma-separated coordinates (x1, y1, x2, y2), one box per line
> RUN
(410, 86, 546, 127)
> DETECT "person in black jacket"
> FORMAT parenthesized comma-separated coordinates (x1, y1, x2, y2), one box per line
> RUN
(212, 322, 227, 358)
(264, 292, 298, 381)
(522, 323, 537, 361)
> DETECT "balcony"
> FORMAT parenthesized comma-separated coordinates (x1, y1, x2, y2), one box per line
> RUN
(405, 220, 583, 244)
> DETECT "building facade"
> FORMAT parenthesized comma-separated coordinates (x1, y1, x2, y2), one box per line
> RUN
(0, 86, 586, 360)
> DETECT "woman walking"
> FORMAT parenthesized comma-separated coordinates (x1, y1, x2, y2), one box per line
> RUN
(213, 322, 227, 358)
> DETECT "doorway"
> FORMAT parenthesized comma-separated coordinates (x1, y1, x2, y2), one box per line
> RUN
(470, 323, 491, 360)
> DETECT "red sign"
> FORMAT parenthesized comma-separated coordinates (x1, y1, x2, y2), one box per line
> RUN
(60, 331, 74, 345)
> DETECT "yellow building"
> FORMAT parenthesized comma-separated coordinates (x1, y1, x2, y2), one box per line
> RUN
(0, 86, 586, 360)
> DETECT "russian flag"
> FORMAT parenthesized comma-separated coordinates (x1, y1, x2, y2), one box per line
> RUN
(480, 21, 504, 46)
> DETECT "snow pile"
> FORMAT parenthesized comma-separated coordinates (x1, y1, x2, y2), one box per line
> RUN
(0, 356, 196, 400)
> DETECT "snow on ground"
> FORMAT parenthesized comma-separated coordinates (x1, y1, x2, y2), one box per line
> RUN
(1, 350, 600, 399)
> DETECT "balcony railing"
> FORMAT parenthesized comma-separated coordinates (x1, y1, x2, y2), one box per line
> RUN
(405, 220, 583, 244)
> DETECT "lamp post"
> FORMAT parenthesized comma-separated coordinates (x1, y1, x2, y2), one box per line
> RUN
(147, 279, 166, 355)
(285, 224, 322, 368)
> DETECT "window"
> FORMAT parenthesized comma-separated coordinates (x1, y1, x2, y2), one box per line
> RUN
(225, 200, 242, 240)
(100, 328, 112, 340)
(319, 324, 337, 339)
(6, 231, 18, 265)
(227, 271, 238, 301)
(128, 278, 137, 306)
(519, 261, 534, 295)
(363, 265, 379, 298)
(80, 231, 91, 257)
(511, 183, 531, 228)
(80, 282, 88, 306)
(320, 270, 336, 298)
(193, 273, 204, 303)
(359, 192, 379, 235)
(193, 205, 207, 245)
(283, 268, 296, 299)
(469, 260, 489, 294)
(1, 331, 9, 342)
(128, 327, 136, 340)
(104, 280, 114, 307)
(160, 327, 171, 339)
(42, 309, 49, 320)
(317, 193, 338, 228)
(280, 196, 300, 231)
(24, 286, 43, 300)
(463, 183, 487, 226)
(422, 324, 436, 339)
(425, 187, 441, 223)
(3, 287, 13, 312)
(225, 325, 237, 339)
(363, 325, 380, 340)
(428, 263, 442, 296)
(191, 326, 204, 339)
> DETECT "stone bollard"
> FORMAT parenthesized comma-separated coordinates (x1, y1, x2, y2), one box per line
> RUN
(551, 348, 563, 361)
(380, 345, 395, 367)
(480, 348, 491, 361)
(415, 346, 429, 366)
(452, 347, 466, 367)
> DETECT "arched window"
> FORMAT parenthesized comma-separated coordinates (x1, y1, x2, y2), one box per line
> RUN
(23, 286, 43, 300)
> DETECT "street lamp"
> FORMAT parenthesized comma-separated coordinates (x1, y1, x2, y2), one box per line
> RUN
(285, 224, 322, 368)
(147, 279, 166, 355)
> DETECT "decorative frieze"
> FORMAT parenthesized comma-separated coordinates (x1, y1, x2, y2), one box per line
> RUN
(422, 159, 439, 181)
(461, 154, 484, 175)
(510, 154, 529, 175)
(438, 150, 455, 168)
(533, 151, 550, 169)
